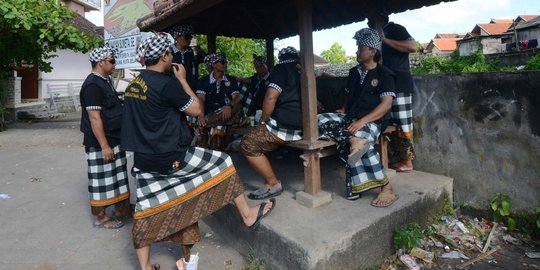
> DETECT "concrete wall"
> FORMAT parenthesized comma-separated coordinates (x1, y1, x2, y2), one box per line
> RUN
(412, 71, 540, 210)
(40, 49, 89, 99)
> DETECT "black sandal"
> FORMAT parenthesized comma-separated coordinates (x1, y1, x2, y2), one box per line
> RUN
(152, 264, 160, 270)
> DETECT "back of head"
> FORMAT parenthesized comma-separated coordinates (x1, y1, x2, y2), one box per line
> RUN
(278, 46, 299, 62)
(136, 32, 175, 67)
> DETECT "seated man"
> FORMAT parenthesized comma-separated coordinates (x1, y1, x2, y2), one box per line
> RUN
(318, 28, 399, 207)
(238, 54, 271, 117)
(241, 47, 303, 200)
(195, 53, 244, 150)
(121, 32, 274, 270)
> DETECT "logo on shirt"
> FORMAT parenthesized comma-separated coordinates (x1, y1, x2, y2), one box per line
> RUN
(370, 78, 379, 87)
(224, 81, 231, 87)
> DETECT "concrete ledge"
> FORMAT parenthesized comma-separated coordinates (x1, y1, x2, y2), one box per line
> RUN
(205, 154, 453, 269)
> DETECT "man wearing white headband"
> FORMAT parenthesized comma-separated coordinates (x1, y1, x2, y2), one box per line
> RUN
(169, 24, 205, 89)
(80, 46, 130, 229)
(122, 32, 275, 270)
(317, 28, 399, 207)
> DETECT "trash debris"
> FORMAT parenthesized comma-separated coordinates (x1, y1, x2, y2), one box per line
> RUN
(399, 254, 421, 270)
(502, 234, 521, 245)
(526, 252, 540, 259)
(0, 194, 10, 199)
(410, 247, 434, 263)
(440, 250, 469, 260)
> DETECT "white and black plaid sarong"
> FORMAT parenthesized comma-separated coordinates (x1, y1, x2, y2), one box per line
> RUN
(85, 145, 129, 206)
(132, 147, 234, 217)
(391, 92, 413, 137)
(265, 117, 302, 142)
(317, 113, 388, 196)
(238, 85, 253, 116)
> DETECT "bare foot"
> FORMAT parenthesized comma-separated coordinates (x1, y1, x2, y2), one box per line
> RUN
(389, 160, 413, 172)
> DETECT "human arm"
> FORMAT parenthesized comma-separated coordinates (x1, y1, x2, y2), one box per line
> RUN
(172, 63, 200, 116)
(346, 96, 393, 134)
(88, 110, 114, 161)
(260, 88, 280, 123)
(382, 35, 417, 53)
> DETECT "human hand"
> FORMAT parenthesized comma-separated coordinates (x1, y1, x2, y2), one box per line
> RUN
(102, 146, 115, 162)
(197, 114, 207, 127)
(172, 63, 187, 82)
(347, 119, 365, 135)
(222, 106, 232, 121)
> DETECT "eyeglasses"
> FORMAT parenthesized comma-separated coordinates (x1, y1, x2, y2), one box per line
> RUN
(104, 58, 116, 64)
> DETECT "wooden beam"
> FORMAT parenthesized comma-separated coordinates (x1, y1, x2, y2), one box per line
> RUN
(296, 0, 321, 195)
(208, 34, 217, 53)
(265, 38, 274, 69)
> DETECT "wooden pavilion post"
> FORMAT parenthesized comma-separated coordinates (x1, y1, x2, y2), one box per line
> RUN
(295, 0, 332, 207)
(265, 37, 274, 68)
(208, 34, 217, 53)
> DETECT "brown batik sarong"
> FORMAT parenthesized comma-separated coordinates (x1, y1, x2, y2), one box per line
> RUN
(132, 170, 244, 248)
(240, 124, 284, 157)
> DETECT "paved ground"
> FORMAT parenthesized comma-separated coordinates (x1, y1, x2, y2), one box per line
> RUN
(0, 116, 246, 270)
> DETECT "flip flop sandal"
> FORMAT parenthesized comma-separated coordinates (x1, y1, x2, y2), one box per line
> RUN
(247, 185, 283, 200)
(248, 198, 276, 229)
(92, 219, 124, 229)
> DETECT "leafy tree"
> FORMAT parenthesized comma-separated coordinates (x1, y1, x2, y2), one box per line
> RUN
(321, 42, 348, 65)
(0, 0, 102, 73)
(195, 36, 266, 78)
(0, 0, 101, 129)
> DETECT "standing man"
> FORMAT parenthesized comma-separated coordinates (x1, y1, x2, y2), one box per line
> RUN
(369, 12, 417, 172)
(169, 24, 205, 89)
(79, 47, 130, 229)
(122, 32, 274, 270)
(241, 47, 303, 200)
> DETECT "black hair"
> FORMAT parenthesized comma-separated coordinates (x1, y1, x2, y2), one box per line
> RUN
(144, 57, 160, 67)
(374, 50, 381, 62)
(91, 61, 98, 68)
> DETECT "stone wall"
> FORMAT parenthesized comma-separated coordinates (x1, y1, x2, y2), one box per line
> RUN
(412, 71, 540, 210)
(317, 71, 540, 211)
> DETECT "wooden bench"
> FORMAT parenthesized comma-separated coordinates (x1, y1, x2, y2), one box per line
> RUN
(286, 125, 397, 169)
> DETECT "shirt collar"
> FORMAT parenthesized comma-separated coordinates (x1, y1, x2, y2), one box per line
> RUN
(209, 72, 228, 84)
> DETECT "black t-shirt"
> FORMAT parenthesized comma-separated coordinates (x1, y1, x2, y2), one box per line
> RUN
(121, 70, 193, 174)
(80, 74, 121, 148)
(246, 73, 270, 115)
(171, 47, 201, 89)
(345, 64, 396, 123)
(382, 22, 414, 93)
(196, 74, 240, 114)
(268, 61, 302, 129)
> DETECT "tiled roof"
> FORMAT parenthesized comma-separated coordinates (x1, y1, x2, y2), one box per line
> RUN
(475, 23, 512, 35)
(490, 19, 513, 24)
(70, 13, 103, 40)
(518, 15, 539, 22)
(431, 38, 460, 51)
(434, 33, 466, 39)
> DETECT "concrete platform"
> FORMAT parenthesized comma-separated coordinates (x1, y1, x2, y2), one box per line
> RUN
(205, 151, 454, 270)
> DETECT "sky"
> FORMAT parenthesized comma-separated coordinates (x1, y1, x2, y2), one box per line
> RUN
(86, 0, 540, 56)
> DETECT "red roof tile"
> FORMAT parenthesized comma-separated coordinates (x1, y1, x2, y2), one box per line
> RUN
(476, 23, 512, 35)
(432, 38, 460, 51)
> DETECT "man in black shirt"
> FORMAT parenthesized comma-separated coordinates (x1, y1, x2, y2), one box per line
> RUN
(79, 47, 130, 229)
(195, 53, 243, 150)
(238, 54, 271, 116)
(122, 32, 274, 270)
(241, 47, 303, 200)
(369, 12, 417, 172)
(169, 24, 205, 89)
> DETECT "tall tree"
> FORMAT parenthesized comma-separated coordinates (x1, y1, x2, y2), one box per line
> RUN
(0, 0, 102, 73)
(321, 42, 348, 65)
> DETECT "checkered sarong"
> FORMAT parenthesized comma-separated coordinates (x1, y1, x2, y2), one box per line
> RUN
(318, 113, 388, 194)
(239, 85, 253, 116)
(132, 147, 235, 218)
(85, 145, 129, 206)
(265, 117, 302, 142)
(391, 92, 413, 138)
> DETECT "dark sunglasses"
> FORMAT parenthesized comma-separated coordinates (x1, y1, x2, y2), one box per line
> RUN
(104, 58, 116, 64)
(184, 34, 193, 40)
(217, 61, 228, 65)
